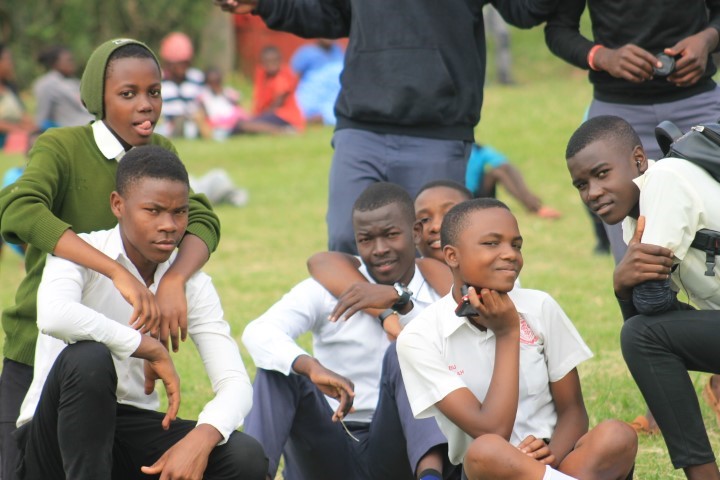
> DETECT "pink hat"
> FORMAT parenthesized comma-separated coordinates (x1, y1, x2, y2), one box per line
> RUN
(159, 32, 194, 62)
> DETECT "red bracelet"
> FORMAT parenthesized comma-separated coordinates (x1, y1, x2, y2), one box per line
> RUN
(587, 44, 604, 71)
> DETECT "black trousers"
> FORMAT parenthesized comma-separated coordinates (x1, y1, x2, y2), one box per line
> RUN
(621, 309, 720, 469)
(0, 358, 33, 480)
(15, 341, 267, 480)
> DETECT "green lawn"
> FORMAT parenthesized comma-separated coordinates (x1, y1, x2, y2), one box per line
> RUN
(1, 25, 718, 479)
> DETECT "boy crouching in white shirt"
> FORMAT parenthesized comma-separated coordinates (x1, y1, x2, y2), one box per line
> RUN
(397, 198, 637, 480)
(14, 145, 267, 480)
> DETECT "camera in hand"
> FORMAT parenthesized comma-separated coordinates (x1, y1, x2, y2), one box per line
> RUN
(653, 53, 675, 77)
(455, 285, 481, 318)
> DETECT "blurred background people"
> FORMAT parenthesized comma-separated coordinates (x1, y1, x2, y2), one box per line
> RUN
(291, 39, 344, 125)
(33, 45, 92, 130)
(0, 43, 37, 153)
(158, 31, 205, 138)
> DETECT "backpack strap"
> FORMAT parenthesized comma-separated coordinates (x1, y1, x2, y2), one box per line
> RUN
(690, 229, 720, 276)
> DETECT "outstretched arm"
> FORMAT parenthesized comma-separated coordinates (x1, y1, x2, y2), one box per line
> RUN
(214, 0, 351, 39)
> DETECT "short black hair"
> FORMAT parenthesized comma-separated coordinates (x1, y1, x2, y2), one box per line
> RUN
(116, 145, 189, 195)
(565, 115, 641, 160)
(353, 182, 415, 224)
(37, 45, 69, 70)
(441, 198, 510, 248)
(415, 179, 472, 201)
(106, 43, 159, 79)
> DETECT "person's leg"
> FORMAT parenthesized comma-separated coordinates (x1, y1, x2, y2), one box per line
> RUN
(385, 134, 470, 202)
(621, 311, 720, 477)
(555, 420, 637, 480)
(111, 405, 267, 480)
(327, 129, 387, 254)
(462, 434, 547, 480)
(243, 368, 357, 480)
(18, 341, 118, 479)
(0, 358, 33, 480)
(365, 343, 451, 480)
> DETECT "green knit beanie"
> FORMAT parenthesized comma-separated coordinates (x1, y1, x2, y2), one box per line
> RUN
(80, 38, 158, 120)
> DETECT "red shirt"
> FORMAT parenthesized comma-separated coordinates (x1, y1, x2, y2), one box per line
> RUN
(252, 65, 305, 131)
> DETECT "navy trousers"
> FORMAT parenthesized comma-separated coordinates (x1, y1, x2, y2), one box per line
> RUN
(245, 343, 458, 480)
(327, 128, 470, 254)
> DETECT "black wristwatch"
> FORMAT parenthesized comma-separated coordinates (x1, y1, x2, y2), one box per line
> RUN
(378, 308, 398, 326)
(391, 282, 413, 311)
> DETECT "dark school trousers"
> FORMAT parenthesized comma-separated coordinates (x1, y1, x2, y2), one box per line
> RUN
(14, 341, 268, 480)
(0, 358, 33, 480)
(327, 128, 470, 254)
(244, 343, 458, 480)
(621, 309, 720, 469)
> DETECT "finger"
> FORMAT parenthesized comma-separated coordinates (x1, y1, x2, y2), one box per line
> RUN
(341, 302, 363, 321)
(170, 318, 180, 353)
(329, 297, 351, 322)
(334, 389, 351, 421)
(540, 454, 556, 466)
(141, 454, 166, 475)
(180, 313, 188, 343)
(630, 216, 645, 245)
(129, 302, 143, 329)
(668, 70, 702, 87)
(163, 383, 180, 430)
(517, 435, 536, 450)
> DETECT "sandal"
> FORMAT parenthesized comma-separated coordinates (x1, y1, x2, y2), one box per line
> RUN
(627, 414, 660, 435)
(702, 377, 720, 428)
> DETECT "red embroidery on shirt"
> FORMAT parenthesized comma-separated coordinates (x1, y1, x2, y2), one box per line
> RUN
(519, 315, 538, 345)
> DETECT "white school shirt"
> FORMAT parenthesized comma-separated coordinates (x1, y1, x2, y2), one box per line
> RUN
(242, 263, 440, 423)
(19, 226, 252, 444)
(397, 289, 593, 465)
(622, 158, 720, 310)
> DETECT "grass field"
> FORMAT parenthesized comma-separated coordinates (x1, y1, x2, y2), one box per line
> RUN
(1, 24, 719, 479)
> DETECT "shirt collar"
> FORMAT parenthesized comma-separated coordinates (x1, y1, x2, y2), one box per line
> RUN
(92, 120, 126, 162)
(439, 288, 531, 339)
(106, 225, 173, 288)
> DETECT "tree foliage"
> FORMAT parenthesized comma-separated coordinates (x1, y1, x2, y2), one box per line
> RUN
(0, 0, 214, 87)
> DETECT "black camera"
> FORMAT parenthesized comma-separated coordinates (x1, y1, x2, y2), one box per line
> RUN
(653, 53, 675, 77)
(455, 285, 481, 317)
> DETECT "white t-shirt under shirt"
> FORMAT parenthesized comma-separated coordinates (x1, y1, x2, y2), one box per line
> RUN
(622, 158, 720, 310)
(397, 288, 593, 465)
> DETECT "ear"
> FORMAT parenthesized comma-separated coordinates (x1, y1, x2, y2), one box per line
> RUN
(444, 244, 460, 269)
(413, 220, 423, 246)
(632, 145, 648, 174)
(110, 191, 124, 220)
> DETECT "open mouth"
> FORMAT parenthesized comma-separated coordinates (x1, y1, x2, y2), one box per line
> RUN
(428, 239, 441, 249)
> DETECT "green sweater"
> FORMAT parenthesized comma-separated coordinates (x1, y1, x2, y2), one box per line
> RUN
(0, 125, 220, 365)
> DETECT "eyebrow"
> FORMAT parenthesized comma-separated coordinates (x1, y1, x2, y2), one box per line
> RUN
(481, 232, 523, 242)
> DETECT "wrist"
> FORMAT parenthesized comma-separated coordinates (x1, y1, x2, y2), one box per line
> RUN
(291, 354, 318, 377)
(587, 44, 605, 71)
(192, 424, 223, 451)
(391, 282, 413, 311)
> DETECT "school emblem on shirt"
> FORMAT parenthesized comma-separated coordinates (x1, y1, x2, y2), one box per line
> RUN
(519, 314, 538, 345)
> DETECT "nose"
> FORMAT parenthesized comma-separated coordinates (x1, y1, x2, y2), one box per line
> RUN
(137, 94, 153, 112)
(499, 243, 520, 262)
(586, 179, 603, 203)
(158, 212, 178, 233)
(429, 216, 441, 233)
(372, 237, 390, 257)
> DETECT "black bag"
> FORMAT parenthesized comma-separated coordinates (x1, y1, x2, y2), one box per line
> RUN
(655, 121, 720, 275)
(655, 120, 720, 182)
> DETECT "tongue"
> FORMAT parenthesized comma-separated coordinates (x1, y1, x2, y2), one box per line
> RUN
(137, 120, 152, 132)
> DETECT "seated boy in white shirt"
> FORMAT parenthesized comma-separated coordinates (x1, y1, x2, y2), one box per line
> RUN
(14, 145, 267, 480)
(242, 182, 457, 480)
(397, 198, 637, 480)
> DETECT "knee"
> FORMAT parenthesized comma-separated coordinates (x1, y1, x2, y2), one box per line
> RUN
(221, 432, 268, 480)
(463, 434, 507, 477)
(590, 420, 638, 461)
(55, 342, 116, 394)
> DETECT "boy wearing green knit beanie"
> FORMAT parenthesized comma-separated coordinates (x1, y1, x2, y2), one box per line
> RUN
(0, 38, 220, 480)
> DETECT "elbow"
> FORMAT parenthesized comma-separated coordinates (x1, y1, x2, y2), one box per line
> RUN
(37, 300, 74, 341)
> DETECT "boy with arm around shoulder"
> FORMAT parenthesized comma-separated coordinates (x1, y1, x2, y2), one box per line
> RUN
(397, 198, 637, 480)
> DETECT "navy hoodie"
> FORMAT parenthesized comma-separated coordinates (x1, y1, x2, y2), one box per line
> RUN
(255, 0, 558, 141)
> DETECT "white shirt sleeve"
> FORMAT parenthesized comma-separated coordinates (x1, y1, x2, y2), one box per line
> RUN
(187, 273, 252, 444)
(639, 166, 704, 261)
(397, 315, 466, 419)
(242, 278, 330, 375)
(538, 294, 593, 383)
(36, 253, 141, 360)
